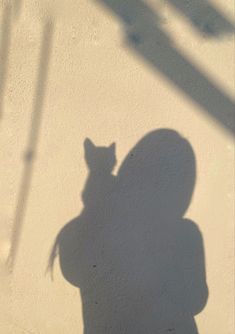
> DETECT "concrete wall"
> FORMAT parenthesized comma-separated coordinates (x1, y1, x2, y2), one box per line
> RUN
(0, 0, 234, 333)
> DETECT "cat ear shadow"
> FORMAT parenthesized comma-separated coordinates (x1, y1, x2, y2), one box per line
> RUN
(84, 138, 96, 150)
(109, 142, 116, 151)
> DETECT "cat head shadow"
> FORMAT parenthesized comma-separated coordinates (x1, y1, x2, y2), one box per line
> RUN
(84, 138, 116, 174)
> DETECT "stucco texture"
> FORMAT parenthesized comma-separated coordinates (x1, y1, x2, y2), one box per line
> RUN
(0, 0, 234, 333)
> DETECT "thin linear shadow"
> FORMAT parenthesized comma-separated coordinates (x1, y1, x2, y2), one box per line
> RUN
(48, 130, 208, 333)
(7, 21, 54, 270)
(0, 1, 22, 121)
(0, 3, 12, 121)
(99, 0, 235, 134)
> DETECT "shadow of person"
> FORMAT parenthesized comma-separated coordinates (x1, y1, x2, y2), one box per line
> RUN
(48, 129, 208, 333)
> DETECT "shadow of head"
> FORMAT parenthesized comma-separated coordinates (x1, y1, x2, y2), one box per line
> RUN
(118, 129, 196, 219)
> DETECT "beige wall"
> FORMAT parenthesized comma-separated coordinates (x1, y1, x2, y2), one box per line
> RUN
(0, 0, 234, 333)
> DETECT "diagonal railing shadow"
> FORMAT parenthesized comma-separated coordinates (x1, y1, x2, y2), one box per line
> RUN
(168, 0, 235, 37)
(99, 0, 235, 134)
(7, 20, 54, 270)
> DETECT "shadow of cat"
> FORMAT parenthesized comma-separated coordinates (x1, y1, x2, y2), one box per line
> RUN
(48, 129, 208, 334)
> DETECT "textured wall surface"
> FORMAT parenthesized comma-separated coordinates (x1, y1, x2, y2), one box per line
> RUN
(0, 0, 234, 333)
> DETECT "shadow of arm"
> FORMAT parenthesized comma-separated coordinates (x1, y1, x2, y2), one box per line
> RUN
(180, 219, 209, 315)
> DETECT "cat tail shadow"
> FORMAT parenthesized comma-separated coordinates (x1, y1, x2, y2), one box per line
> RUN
(45, 235, 60, 281)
